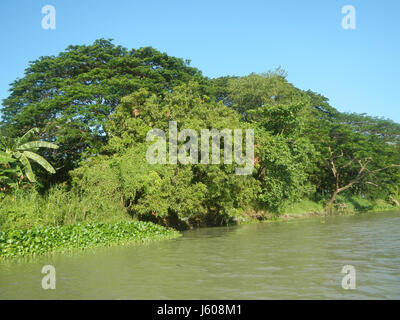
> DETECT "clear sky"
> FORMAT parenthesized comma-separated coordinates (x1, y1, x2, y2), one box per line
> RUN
(0, 0, 399, 122)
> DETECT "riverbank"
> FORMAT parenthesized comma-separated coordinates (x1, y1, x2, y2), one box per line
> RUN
(1, 192, 398, 258)
(0, 220, 180, 258)
(236, 197, 400, 225)
(279, 206, 399, 222)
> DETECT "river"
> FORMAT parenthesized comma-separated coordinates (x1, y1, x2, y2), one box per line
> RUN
(0, 211, 399, 299)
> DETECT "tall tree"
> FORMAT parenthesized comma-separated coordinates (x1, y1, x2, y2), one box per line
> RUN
(1, 39, 210, 181)
(307, 116, 400, 207)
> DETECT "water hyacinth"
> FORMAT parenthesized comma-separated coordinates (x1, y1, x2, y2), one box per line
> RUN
(0, 221, 180, 258)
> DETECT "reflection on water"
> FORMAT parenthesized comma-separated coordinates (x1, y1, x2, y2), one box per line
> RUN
(1, 211, 399, 299)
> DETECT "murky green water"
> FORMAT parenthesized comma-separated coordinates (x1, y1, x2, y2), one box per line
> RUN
(1, 211, 399, 299)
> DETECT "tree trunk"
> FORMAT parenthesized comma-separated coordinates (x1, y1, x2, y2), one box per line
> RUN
(390, 195, 400, 206)
(326, 189, 339, 207)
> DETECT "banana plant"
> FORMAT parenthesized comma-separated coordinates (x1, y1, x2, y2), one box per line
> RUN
(0, 128, 59, 183)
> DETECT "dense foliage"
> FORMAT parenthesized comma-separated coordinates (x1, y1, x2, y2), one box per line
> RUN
(1, 39, 399, 235)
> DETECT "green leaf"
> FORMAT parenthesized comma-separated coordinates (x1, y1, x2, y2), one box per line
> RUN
(19, 154, 36, 182)
(23, 151, 56, 174)
(19, 128, 40, 144)
(18, 141, 59, 150)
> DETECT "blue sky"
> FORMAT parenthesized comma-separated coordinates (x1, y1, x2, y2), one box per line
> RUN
(0, 0, 399, 122)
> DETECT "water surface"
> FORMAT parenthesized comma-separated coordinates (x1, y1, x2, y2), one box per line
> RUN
(1, 211, 399, 299)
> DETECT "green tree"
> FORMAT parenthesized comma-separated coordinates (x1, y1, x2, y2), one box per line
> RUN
(222, 70, 306, 121)
(306, 114, 400, 207)
(73, 82, 259, 228)
(215, 70, 316, 212)
(0, 39, 210, 181)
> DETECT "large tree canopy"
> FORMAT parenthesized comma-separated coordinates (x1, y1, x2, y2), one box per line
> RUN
(1, 39, 210, 180)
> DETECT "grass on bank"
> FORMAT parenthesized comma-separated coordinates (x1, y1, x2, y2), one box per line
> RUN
(0, 220, 180, 258)
(0, 188, 181, 258)
(0, 186, 130, 231)
(283, 195, 397, 214)
(239, 196, 399, 224)
(281, 199, 325, 216)
(277, 196, 399, 222)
